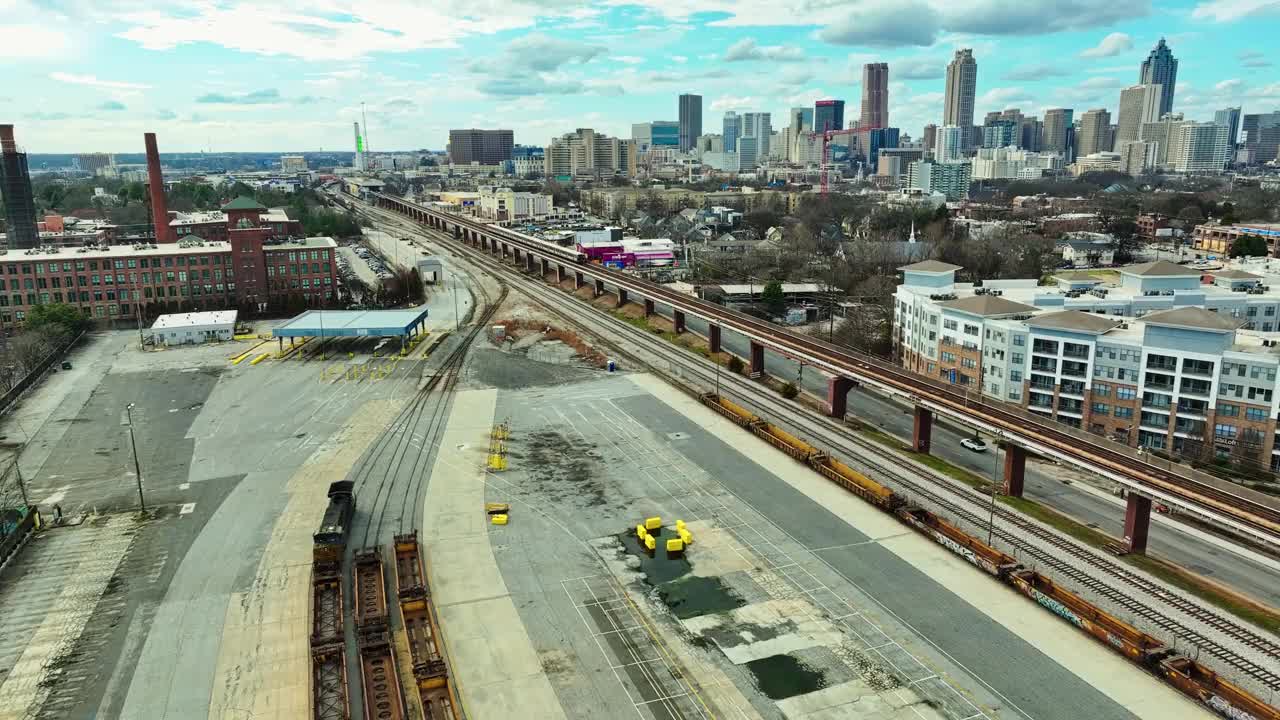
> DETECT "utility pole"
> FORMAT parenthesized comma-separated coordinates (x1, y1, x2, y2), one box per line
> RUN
(987, 433, 1003, 545)
(11, 458, 29, 508)
(126, 403, 145, 512)
(451, 268, 461, 330)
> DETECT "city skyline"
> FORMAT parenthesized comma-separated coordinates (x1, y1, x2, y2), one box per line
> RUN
(3, 1, 1279, 153)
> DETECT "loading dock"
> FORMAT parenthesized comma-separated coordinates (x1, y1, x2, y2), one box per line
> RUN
(272, 306, 430, 355)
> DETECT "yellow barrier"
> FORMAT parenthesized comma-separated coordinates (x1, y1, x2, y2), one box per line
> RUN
(644, 516, 662, 531)
(679, 528, 694, 546)
(491, 514, 508, 525)
(666, 538, 684, 553)
(636, 524, 648, 540)
(249, 353, 270, 365)
(675, 519, 686, 530)
(644, 534, 656, 551)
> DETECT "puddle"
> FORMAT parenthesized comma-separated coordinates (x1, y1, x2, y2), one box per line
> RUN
(659, 575, 745, 619)
(618, 526, 691, 585)
(745, 654, 827, 700)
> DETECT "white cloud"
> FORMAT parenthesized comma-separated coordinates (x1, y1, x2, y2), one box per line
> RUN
(671, 55, 688, 63)
(819, 2, 939, 47)
(51, 72, 150, 91)
(1079, 32, 1133, 58)
(1192, 0, 1280, 22)
(503, 33, 605, 72)
(1239, 49, 1272, 68)
(894, 56, 944, 80)
(710, 95, 755, 112)
(0, 23, 70, 59)
(723, 38, 804, 62)
(1004, 63, 1072, 81)
(613, 56, 644, 65)
(1215, 78, 1243, 93)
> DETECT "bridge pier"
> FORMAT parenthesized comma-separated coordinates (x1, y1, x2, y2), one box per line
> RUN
(674, 310, 686, 334)
(525, 253, 534, 273)
(541, 258, 550, 277)
(644, 298, 655, 317)
(1123, 495, 1152, 554)
(594, 279, 605, 298)
(826, 376, 854, 418)
(708, 324, 721, 353)
(911, 407, 933, 454)
(557, 265, 567, 283)
(575, 272, 584, 289)
(501, 243, 509, 260)
(1002, 446, 1027, 497)
(749, 341, 764, 378)
(616, 288, 628, 308)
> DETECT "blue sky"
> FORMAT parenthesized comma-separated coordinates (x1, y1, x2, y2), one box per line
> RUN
(3, 0, 1278, 153)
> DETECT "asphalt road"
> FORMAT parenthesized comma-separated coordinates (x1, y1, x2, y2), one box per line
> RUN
(663, 308, 1280, 609)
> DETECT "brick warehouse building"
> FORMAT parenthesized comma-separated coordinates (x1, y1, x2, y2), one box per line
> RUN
(0, 195, 336, 330)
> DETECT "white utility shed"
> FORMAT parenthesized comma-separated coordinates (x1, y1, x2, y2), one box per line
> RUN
(151, 310, 237, 345)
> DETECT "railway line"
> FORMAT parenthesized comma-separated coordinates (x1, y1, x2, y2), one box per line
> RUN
(352, 197, 1280, 711)
(367, 190, 1280, 548)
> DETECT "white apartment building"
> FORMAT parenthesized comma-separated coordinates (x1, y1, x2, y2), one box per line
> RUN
(894, 260, 1280, 466)
(478, 186, 552, 221)
(1172, 123, 1231, 174)
(970, 147, 1062, 179)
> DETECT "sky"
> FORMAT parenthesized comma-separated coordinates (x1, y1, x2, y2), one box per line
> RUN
(3, 0, 1279, 154)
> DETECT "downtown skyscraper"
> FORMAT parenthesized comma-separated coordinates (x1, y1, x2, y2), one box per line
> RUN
(860, 63, 889, 130)
(678, 93, 702, 153)
(943, 50, 977, 148)
(1139, 38, 1178, 119)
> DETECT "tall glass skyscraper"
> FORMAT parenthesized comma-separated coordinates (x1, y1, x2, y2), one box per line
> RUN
(1140, 38, 1178, 119)
(678, 94, 702, 152)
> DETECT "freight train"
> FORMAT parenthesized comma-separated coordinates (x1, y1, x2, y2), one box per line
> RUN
(698, 392, 1279, 720)
(313, 481, 355, 569)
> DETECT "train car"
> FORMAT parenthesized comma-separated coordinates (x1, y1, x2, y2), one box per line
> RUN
(1008, 569, 1171, 666)
(314, 481, 355, 567)
(897, 507, 1019, 578)
(1159, 656, 1280, 720)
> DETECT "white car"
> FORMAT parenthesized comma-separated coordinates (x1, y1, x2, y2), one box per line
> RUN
(960, 437, 988, 453)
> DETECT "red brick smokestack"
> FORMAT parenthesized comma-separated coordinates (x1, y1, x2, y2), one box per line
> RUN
(0, 124, 16, 153)
(144, 132, 173, 243)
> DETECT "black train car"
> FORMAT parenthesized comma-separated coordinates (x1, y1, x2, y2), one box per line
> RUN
(314, 481, 355, 567)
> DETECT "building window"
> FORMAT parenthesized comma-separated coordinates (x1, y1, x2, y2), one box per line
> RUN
(1117, 387, 1136, 401)
(1091, 403, 1109, 415)
(1114, 407, 1133, 419)
(1245, 407, 1268, 422)
(1214, 423, 1237, 439)
(1218, 403, 1239, 417)
(1094, 383, 1110, 397)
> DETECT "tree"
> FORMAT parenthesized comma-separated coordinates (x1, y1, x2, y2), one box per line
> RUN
(744, 207, 783, 239)
(24, 303, 89, 336)
(1177, 205, 1205, 228)
(1230, 234, 1268, 258)
(761, 281, 785, 317)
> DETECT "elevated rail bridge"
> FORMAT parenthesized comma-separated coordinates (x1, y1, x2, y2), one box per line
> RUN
(369, 190, 1280, 554)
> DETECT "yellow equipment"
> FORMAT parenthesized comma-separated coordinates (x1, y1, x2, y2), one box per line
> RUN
(644, 534, 656, 551)
(644, 516, 662, 531)
(491, 514, 508, 525)
(666, 538, 684, 553)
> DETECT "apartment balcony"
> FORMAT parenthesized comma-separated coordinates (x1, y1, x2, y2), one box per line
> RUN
(1146, 358, 1178, 372)
(1179, 383, 1212, 398)
(1062, 347, 1089, 360)
(1144, 381, 1175, 394)
(1061, 361, 1089, 379)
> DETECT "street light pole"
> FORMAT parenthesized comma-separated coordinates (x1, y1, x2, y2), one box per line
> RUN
(126, 403, 146, 512)
(11, 458, 29, 508)
(987, 433, 1002, 545)
(451, 269, 460, 331)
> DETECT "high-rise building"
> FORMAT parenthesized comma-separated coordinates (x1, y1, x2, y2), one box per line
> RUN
(1172, 123, 1230, 173)
(789, 107, 813, 133)
(0, 125, 38, 250)
(1140, 113, 1190, 168)
(1214, 107, 1242, 147)
(936, 125, 965, 162)
(1019, 117, 1044, 152)
(352, 122, 366, 171)
(280, 155, 308, 172)
(922, 124, 938, 155)
(814, 100, 845, 133)
(544, 128, 636, 178)
(865, 127, 900, 167)
(981, 121, 1017, 149)
(1041, 109, 1074, 157)
(1139, 38, 1178, 119)
(448, 129, 514, 165)
(679, 94, 702, 152)
(723, 111, 740, 152)
(1117, 140, 1157, 176)
(741, 112, 772, 160)
(860, 62, 889, 130)
(1076, 109, 1112, 156)
(1243, 112, 1280, 164)
(907, 159, 971, 200)
(1116, 84, 1164, 146)
(76, 153, 114, 175)
(943, 49, 977, 136)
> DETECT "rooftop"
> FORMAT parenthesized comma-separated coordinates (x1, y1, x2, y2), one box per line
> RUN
(170, 211, 227, 226)
(1025, 310, 1122, 334)
(1142, 307, 1245, 332)
(221, 196, 267, 211)
(0, 241, 232, 263)
(1212, 269, 1262, 280)
(1120, 260, 1200, 277)
(152, 310, 238, 330)
(273, 306, 430, 338)
(939, 295, 1038, 317)
(899, 260, 961, 273)
(263, 236, 338, 250)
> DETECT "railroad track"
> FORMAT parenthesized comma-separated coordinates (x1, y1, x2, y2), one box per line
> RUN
(372, 191, 1280, 542)
(362, 201, 1280, 697)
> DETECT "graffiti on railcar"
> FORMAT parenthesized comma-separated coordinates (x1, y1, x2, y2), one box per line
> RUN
(1030, 588, 1085, 630)
(1207, 695, 1260, 720)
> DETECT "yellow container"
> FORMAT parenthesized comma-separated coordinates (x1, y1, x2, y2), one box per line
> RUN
(636, 524, 648, 540)
(644, 516, 662, 531)
(679, 529, 694, 545)
(666, 538, 684, 553)
(675, 519, 686, 530)
(491, 514, 508, 525)
(644, 534, 656, 551)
